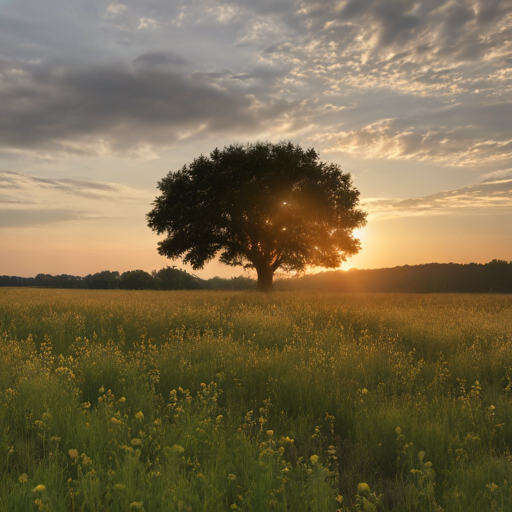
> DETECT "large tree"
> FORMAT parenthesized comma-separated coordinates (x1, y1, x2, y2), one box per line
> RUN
(147, 141, 367, 291)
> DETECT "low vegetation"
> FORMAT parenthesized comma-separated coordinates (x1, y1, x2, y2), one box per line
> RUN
(1, 289, 512, 511)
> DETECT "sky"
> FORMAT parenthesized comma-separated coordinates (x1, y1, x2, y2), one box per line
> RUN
(0, 0, 511, 279)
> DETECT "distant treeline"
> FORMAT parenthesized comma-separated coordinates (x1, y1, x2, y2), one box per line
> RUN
(1, 260, 511, 292)
(276, 259, 512, 293)
(0, 267, 256, 291)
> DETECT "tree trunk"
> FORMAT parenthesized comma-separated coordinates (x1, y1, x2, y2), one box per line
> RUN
(256, 265, 274, 292)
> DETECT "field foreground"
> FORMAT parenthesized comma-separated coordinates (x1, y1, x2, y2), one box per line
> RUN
(1, 289, 512, 511)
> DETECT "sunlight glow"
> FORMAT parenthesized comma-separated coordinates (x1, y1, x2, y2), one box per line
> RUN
(352, 227, 367, 240)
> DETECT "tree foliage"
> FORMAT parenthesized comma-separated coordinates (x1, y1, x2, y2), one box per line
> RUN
(147, 141, 367, 291)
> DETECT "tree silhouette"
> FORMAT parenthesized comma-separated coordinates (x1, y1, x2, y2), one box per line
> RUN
(147, 141, 367, 291)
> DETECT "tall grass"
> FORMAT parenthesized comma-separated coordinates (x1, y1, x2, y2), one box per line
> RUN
(1, 288, 512, 511)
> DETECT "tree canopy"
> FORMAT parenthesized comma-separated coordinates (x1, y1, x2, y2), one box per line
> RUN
(147, 141, 367, 291)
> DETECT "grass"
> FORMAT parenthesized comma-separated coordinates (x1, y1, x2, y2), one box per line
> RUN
(1, 288, 512, 511)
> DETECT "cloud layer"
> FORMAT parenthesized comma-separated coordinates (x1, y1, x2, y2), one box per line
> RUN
(0, 0, 510, 167)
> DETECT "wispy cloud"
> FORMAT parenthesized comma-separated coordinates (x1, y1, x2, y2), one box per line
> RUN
(366, 169, 512, 219)
(0, 208, 98, 227)
(0, 170, 151, 201)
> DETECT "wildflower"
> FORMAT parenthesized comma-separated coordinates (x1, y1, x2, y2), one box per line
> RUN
(172, 444, 185, 454)
(113, 484, 127, 491)
(266, 430, 274, 437)
(135, 411, 144, 421)
(99, 387, 105, 394)
(335, 495, 343, 503)
(228, 474, 236, 481)
(118, 397, 126, 403)
(129, 502, 144, 509)
(81, 454, 92, 465)
(357, 482, 370, 493)
(18, 473, 29, 483)
(310, 455, 319, 465)
(216, 415, 223, 423)
(50, 436, 61, 443)
(69, 449, 79, 459)
(131, 438, 142, 446)
(361, 388, 368, 395)
(33, 484, 46, 493)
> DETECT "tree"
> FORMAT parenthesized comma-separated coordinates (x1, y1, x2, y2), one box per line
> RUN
(118, 270, 155, 290)
(84, 271, 120, 289)
(147, 141, 367, 291)
(153, 266, 202, 290)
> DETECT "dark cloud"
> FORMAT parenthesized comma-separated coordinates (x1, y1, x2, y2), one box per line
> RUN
(132, 52, 189, 70)
(476, 0, 511, 23)
(0, 55, 293, 154)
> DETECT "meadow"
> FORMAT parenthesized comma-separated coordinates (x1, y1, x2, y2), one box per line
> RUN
(1, 288, 512, 512)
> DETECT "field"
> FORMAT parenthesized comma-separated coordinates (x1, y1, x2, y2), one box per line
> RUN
(1, 289, 512, 512)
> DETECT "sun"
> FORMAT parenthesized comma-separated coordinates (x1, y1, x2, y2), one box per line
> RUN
(352, 227, 367, 241)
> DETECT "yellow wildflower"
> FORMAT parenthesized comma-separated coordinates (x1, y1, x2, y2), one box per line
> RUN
(131, 438, 142, 446)
(135, 411, 144, 421)
(310, 455, 319, 465)
(32, 484, 46, 493)
(357, 482, 370, 493)
(228, 474, 236, 481)
(18, 473, 29, 483)
(81, 453, 92, 465)
(69, 449, 79, 459)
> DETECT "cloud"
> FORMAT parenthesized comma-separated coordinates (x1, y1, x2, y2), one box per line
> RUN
(0, 55, 296, 156)
(365, 169, 512, 219)
(0, 170, 150, 201)
(0, 0, 511, 169)
(0, 208, 97, 227)
(317, 102, 512, 166)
